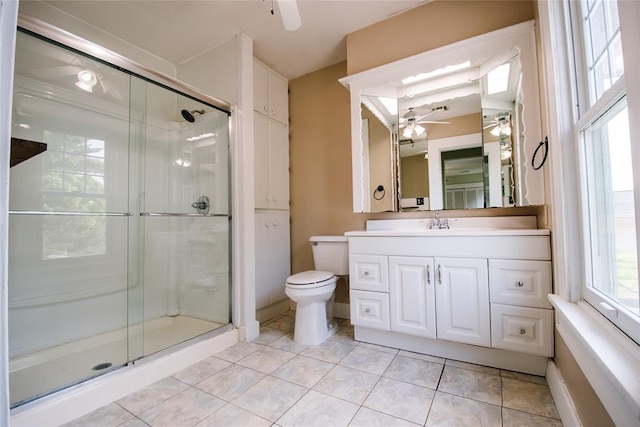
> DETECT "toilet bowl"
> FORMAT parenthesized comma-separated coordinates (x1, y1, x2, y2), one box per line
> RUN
(285, 271, 337, 345)
(285, 236, 348, 346)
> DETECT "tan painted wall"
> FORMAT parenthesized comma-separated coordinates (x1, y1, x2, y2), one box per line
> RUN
(347, 0, 536, 75)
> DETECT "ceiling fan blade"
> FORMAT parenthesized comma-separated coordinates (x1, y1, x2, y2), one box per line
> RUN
(277, 0, 302, 31)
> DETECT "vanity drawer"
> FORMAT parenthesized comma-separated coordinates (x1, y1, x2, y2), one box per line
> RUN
(490, 304, 554, 357)
(350, 290, 390, 331)
(489, 259, 552, 308)
(349, 255, 389, 292)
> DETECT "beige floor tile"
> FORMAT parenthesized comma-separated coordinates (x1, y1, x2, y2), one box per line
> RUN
(263, 315, 296, 332)
(502, 407, 563, 426)
(445, 359, 501, 376)
(437, 366, 502, 406)
(195, 403, 271, 427)
(233, 376, 307, 422)
(349, 407, 422, 427)
(327, 324, 355, 343)
(501, 370, 548, 385)
(213, 341, 263, 363)
(268, 333, 309, 354)
(384, 354, 444, 389)
(502, 378, 560, 419)
(172, 356, 230, 385)
(425, 391, 501, 427)
(116, 376, 189, 415)
(61, 402, 134, 427)
(339, 345, 396, 375)
(278, 390, 359, 427)
(363, 377, 435, 425)
(300, 339, 356, 364)
(236, 346, 296, 374)
(271, 354, 334, 388)
(313, 365, 381, 405)
(138, 386, 225, 427)
(195, 364, 265, 401)
(397, 350, 445, 365)
(252, 326, 287, 345)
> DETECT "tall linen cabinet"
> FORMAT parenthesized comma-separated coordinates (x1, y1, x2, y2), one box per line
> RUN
(253, 59, 291, 319)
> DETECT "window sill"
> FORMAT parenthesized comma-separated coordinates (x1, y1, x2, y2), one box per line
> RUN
(548, 294, 640, 426)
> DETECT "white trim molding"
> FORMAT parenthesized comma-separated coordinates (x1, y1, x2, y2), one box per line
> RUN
(549, 295, 640, 426)
(546, 360, 582, 427)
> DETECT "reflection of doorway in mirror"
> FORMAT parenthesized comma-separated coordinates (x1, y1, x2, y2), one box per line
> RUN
(442, 148, 485, 209)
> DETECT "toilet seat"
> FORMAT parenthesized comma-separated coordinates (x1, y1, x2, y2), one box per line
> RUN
(286, 270, 335, 289)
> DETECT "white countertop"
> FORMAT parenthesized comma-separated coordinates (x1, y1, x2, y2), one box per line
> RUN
(345, 229, 550, 237)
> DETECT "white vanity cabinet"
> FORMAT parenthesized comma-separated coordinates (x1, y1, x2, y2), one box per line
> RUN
(346, 227, 553, 374)
(254, 113, 289, 210)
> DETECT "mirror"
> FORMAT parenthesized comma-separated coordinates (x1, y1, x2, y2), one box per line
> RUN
(340, 21, 543, 213)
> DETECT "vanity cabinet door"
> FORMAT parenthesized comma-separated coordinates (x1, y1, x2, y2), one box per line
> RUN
(350, 290, 390, 331)
(489, 259, 552, 308)
(435, 257, 490, 346)
(389, 256, 436, 338)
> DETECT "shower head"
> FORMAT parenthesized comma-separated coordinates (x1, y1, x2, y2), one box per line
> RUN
(181, 109, 204, 123)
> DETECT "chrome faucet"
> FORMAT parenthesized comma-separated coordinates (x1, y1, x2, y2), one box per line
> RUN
(428, 210, 449, 229)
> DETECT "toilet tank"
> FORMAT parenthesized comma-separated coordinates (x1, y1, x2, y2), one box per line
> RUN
(310, 236, 349, 275)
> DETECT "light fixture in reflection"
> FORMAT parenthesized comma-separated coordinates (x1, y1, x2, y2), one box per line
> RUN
(490, 117, 511, 136)
(402, 123, 425, 138)
(186, 132, 215, 142)
(175, 152, 192, 168)
(75, 70, 98, 92)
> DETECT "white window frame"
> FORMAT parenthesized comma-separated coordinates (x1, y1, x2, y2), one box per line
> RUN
(570, 0, 640, 346)
(539, 1, 640, 425)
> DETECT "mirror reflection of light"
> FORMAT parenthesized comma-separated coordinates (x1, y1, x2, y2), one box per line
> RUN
(75, 70, 98, 92)
(487, 62, 511, 94)
(402, 61, 471, 85)
(175, 152, 192, 168)
(186, 132, 215, 142)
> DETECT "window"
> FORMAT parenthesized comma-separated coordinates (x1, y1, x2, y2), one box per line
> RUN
(572, 0, 640, 344)
(41, 130, 107, 259)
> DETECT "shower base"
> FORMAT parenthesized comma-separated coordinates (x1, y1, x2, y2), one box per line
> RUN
(9, 315, 224, 406)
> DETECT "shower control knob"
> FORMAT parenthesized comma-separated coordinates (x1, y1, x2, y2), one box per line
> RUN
(191, 196, 210, 214)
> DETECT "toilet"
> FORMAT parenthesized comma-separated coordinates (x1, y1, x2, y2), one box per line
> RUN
(285, 235, 349, 346)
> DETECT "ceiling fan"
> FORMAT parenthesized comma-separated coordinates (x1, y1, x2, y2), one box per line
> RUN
(266, 0, 302, 31)
(400, 106, 450, 138)
(483, 114, 512, 136)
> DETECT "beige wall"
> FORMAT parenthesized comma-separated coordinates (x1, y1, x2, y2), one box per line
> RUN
(346, 0, 536, 76)
(363, 106, 394, 212)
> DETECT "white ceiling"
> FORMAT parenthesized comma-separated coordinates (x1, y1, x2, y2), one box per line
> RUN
(37, 0, 428, 80)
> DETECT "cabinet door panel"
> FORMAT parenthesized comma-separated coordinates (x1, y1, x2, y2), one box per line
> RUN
(489, 259, 552, 308)
(268, 72, 289, 124)
(270, 211, 291, 302)
(435, 257, 490, 346)
(269, 121, 289, 210)
(255, 212, 273, 308)
(253, 60, 269, 115)
(491, 304, 554, 356)
(350, 254, 388, 292)
(389, 256, 436, 338)
(254, 113, 270, 209)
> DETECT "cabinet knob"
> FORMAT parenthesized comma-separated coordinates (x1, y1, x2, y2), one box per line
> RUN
(516, 281, 524, 287)
(272, 221, 277, 227)
(364, 271, 370, 277)
(265, 195, 270, 202)
(263, 106, 268, 113)
(518, 328, 526, 335)
(365, 308, 371, 314)
(271, 109, 276, 116)
(273, 196, 277, 202)
(265, 222, 270, 228)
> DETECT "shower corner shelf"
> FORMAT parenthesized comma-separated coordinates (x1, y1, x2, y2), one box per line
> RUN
(10, 137, 47, 167)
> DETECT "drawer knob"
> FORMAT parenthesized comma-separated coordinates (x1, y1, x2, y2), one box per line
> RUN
(516, 281, 524, 287)
(518, 328, 526, 335)
(364, 271, 370, 277)
(365, 308, 371, 314)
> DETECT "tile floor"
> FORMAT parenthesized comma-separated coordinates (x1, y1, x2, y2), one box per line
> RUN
(63, 312, 563, 427)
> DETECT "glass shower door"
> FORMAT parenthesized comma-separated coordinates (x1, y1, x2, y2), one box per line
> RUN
(136, 80, 231, 357)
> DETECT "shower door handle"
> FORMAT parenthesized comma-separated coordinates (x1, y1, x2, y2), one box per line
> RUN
(191, 196, 210, 214)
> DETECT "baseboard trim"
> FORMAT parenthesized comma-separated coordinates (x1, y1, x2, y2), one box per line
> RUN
(546, 360, 582, 427)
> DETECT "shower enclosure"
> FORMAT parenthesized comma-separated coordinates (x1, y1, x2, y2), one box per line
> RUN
(8, 28, 231, 407)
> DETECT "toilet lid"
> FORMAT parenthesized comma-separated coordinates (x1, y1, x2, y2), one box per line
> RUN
(287, 270, 334, 285)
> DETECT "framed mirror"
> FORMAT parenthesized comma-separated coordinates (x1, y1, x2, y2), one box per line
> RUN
(340, 21, 543, 213)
